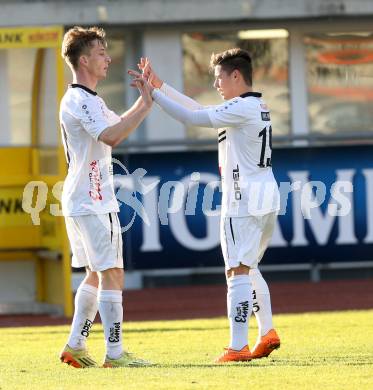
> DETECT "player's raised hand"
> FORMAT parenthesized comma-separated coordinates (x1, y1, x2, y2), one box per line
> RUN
(139, 81, 153, 109)
(137, 57, 163, 89)
(138, 57, 148, 77)
(128, 70, 153, 109)
(128, 69, 154, 89)
(128, 69, 142, 85)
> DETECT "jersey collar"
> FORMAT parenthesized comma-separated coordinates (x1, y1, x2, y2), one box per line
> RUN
(70, 83, 97, 96)
(240, 91, 262, 98)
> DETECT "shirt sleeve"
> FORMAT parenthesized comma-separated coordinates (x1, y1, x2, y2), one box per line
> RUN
(160, 83, 204, 110)
(72, 97, 110, 141)
(107, 108, 122, 126)
(206, 99, 249, 129)
(152, 89, 213, 127)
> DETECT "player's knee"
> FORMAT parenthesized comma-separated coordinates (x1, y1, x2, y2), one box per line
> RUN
(227, 263, 250, 278)
(99, 267, 123, 288)
(85, 268, 99, 287)
(116, 268, 124, 285)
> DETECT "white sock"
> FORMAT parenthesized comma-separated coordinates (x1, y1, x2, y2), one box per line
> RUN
(98, 290, 123, 360)
(227, 275, 252, 351)
(250, 268, 274, 336)
(67, 283, 98, 350)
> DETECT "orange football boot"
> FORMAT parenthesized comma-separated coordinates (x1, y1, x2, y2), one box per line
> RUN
(214, 345, 252, 363)
(251, 329, 280, 359)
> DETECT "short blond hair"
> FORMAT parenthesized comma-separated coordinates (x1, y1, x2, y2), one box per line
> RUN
(61, 26, 106, 70)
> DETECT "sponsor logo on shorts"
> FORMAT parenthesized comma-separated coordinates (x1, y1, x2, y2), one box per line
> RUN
(232, 164, 242, 200)
(81, 319, 93, 337)
(108, 322, 121, 343)
(235, 300, 249, 323)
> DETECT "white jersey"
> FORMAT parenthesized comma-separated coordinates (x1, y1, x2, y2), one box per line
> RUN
(59, 84, 120, 216)
(207, 92, 280, 217)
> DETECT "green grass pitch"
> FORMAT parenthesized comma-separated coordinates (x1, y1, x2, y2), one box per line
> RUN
(0, 310, 372, 390)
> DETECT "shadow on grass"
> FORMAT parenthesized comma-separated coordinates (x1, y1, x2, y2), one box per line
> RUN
(153, 354, 373, 368)
(11, 326, 228, 336)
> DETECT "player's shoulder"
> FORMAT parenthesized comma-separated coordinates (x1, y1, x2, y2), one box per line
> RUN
(62, 85, 100, 112)
(238, 92, 264, 107)
(66, 84, 99, 100)
(215, 94, 260, 115)
(216, 93, 262, 109)
(213, 96, 245, 113)
(239, 93, 271, 121)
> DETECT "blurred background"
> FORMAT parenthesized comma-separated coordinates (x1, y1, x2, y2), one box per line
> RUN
(0, 0, 372, 319)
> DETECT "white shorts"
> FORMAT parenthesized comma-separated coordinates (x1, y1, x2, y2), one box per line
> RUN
(220, 212, 277, 271)
(65, 213, 123, 272)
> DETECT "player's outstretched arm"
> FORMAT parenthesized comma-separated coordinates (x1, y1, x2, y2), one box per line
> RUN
(152, 89, 213, 127)
(139, 57, 203, 110)
(129, 71, 213, 128)
(99, 80, 153, 147)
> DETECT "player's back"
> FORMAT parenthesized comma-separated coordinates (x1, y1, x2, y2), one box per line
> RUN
(208, 92, 280, 217)
(229, 93, 274, 176)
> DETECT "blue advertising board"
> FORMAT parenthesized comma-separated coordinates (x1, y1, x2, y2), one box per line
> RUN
(113, 144, 373, 270)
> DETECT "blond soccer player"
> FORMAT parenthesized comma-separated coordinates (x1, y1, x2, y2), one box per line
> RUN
(59, 26, 153, 368)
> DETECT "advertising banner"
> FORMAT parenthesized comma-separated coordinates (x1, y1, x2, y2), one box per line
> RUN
(113, 144, 373, 270)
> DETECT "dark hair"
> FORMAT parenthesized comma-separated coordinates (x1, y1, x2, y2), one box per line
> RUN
(210, 48, 252, 86)
(61, 26, 106, 70)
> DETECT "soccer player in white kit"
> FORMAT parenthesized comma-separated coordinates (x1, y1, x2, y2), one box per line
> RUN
(131, 49, 281, 362)
(59, 26, 153, 368)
